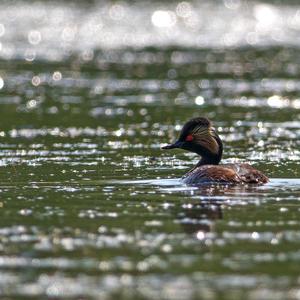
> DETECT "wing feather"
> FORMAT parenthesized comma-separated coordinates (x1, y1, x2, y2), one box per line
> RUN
(182, 164, 268, 185)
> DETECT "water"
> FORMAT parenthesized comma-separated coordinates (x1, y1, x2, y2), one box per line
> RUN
(0, 0, 300, 299)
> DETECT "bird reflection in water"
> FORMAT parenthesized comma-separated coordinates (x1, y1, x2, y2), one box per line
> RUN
(174, 184, 252, 237)
(178, 201, 222, 236)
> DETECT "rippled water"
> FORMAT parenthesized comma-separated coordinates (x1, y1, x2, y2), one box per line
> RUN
(0, 0, 300, 299)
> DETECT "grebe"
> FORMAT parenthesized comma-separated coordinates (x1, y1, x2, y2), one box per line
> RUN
(162, 117, 269, 185)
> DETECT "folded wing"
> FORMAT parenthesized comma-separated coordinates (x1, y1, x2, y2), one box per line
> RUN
(182, 164, 268, 185)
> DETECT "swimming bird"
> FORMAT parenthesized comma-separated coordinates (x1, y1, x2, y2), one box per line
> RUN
(162, 117, 269, 185)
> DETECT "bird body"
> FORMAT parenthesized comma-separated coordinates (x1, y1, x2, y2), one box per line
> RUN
(162, 117, 269, 185)
(182, 163, 268, 185)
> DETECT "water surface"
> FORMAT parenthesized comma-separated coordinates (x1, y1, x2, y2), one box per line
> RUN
(0, 0, 299, 299)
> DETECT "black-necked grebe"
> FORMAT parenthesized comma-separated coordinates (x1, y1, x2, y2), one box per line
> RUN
(162, 117, 269, 185)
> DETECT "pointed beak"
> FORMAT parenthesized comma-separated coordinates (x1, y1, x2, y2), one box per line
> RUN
(161, 140, 184, 150)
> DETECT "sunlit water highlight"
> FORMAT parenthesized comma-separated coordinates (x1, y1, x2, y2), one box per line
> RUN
(0, 178, 299, 299)
(2, 0, 300, 61)
(0, 0, 299, 299)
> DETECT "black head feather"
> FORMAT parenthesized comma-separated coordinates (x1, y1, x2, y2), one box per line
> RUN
(162, 117, 223, 165)
(178, 117, 212, 141)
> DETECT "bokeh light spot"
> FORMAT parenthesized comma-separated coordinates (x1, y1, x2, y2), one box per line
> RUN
(0, 77, 4, 89)
(28, 30, 42, 45)
(151, 10, 177, 28)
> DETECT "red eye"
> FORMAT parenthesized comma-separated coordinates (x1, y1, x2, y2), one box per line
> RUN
(185, 135, 194, 142)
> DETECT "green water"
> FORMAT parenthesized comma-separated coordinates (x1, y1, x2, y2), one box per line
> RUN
(0, 1, 300, 299)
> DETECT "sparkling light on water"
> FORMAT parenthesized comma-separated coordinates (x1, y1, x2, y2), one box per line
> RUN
(151, 10, 177, 28)
(0, 1, 299, 299)
(0, 77, 4, 89)
(0, 1, 300, 60)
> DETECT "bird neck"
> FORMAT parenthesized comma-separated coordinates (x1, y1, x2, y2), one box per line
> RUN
(196, 155, 221, 166)
(195, 134, 223, 166)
